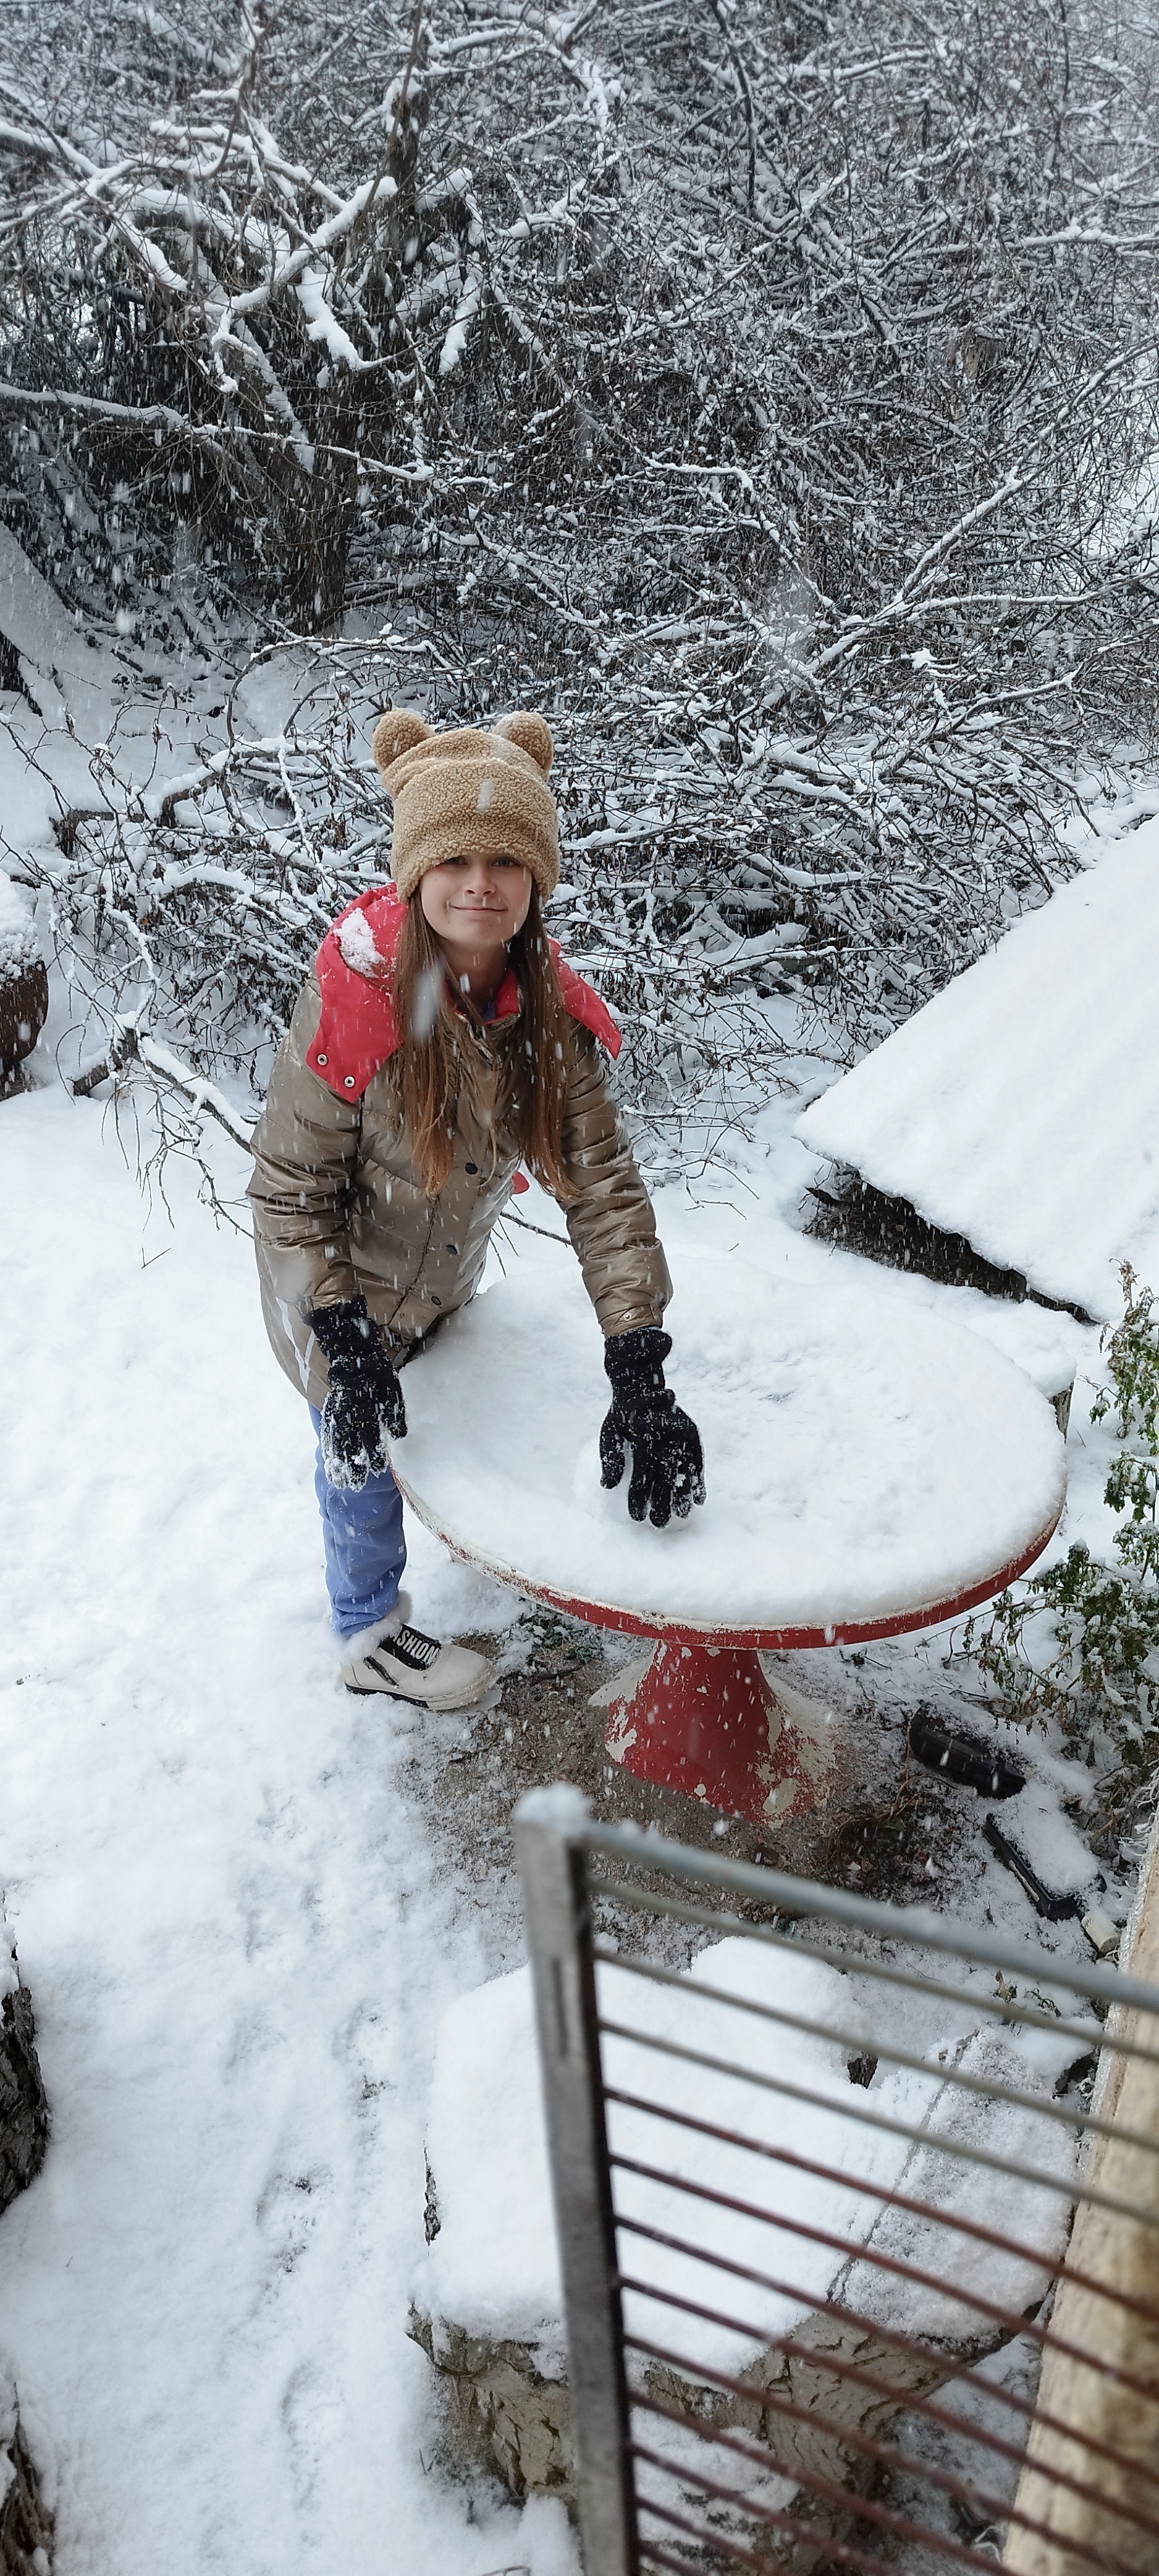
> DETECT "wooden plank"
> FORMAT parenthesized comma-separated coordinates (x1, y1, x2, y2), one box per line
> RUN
(1004, 1823, 1159, 2575)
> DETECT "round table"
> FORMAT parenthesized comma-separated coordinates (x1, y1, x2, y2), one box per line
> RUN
(392, 1252, 1067, 1827)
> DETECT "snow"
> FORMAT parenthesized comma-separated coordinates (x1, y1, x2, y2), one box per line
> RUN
(133, 232, 187, 297)
(0, 868, 41, 978)
(0, 1084, 573, 2576)
(336, 907, 384, 974)
(794, 820, 1159, 1321)
(396, 1252, 1066, 1633)
(0, 522, 98, 686)
(439, 275, 482, 377)
(0, 535, 211, 871)
(423, 1965, 563, 2363)
(420, 1937, 1080, 2380)
(296, 267, 364, 372)
(992, 1776, 1101, 1902)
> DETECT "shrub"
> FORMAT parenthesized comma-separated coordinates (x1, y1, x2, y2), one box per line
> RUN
(963, 1268, 1159, 1821)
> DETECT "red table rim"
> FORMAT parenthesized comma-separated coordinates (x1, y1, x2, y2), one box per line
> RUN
(390, 1472, 1063, 1649)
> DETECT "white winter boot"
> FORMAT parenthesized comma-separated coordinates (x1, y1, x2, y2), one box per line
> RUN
(339, 1595, 495, 1711)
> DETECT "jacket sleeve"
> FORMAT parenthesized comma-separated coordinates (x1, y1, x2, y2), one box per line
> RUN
(247, 974, 363, 1312)
(556, 1022, 672, 1336)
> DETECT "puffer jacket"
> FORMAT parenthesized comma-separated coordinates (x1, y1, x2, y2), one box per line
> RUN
(248, 886, 672, 1409)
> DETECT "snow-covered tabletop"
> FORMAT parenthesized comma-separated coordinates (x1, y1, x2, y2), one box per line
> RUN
(795, 823, 1159, 1322)
(395, 1251, 1066, 1642)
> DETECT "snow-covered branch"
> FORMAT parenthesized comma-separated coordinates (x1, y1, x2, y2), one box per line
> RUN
(6, 0, 1159, 1117)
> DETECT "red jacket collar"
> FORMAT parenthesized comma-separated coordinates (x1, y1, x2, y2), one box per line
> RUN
(305, 883, 621, 1101)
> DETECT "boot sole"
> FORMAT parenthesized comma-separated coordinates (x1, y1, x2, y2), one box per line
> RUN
(344, 1677, 493, 1712)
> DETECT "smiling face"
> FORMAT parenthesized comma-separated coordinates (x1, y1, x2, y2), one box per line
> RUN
(418, 851, 534, 994)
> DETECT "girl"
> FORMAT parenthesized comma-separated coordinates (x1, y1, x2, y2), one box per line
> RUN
(249, 708, 704, 1710)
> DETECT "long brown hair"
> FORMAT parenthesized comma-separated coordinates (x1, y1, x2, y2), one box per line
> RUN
(388, 884, 577, 1201)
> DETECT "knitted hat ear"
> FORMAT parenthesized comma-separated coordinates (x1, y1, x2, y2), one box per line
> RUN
(372, 708, 431, 781)
(493, 710, 553, 775)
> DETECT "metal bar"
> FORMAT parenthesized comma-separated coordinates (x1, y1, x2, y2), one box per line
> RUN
(616, 2210, 1159, 2503)
(593, 1942, 1156, 2155)
(636, 2484, 974, 2576)
(608, 2130, 1159, 2404)
(632, 2438, 1013, 2572)
(637, 2535, 890, 2576)
(610, 2125, 1138, 2326)
(590, 1875, 1159, 2069)
(580, 1821, 1159, 2014)
(513, 1787, 638, 2576)
(638, 2552, 740, 2576)
(630, 2391, 1153, 2574)
(637, 2553, 726, 2576)
(632, 2416, 1120, 2576)
(621, 2248, 1050, 2404)
(599, 2031, 1159, 2233)
(634, 2377, 1086, 2568)
(513, 1797, 1159, 2572)
(622, 2297, 1157, 2571)
(617, 2175, 1159, 2346)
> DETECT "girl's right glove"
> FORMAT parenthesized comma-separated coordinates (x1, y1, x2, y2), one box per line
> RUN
(599, 1327, 706, 1529)
(308, 1295, 406, 1490)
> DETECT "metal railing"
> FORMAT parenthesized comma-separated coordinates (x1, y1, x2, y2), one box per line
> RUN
(513, 1785, 1159, 2576)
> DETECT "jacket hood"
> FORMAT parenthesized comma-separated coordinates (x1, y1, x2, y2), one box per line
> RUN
(305, 884, 621, 1101)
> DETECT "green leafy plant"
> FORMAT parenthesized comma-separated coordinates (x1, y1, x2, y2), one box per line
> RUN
(963, 1268, 1159, 1797)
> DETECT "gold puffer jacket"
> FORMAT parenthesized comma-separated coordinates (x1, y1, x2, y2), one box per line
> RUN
(248, 949, 672, 1412)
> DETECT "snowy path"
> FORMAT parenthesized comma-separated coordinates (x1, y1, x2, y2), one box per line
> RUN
(0, 1088, 571, 2575)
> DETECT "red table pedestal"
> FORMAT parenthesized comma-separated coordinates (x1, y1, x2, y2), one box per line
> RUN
(597, 1640, 834, 1828)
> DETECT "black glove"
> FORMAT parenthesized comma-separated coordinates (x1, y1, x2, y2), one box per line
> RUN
(599, 1326, 706, 1529)
(308, 1296, 406, 1490)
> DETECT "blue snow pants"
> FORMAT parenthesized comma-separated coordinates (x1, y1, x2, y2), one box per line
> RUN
(308, 1405, 408, 1637)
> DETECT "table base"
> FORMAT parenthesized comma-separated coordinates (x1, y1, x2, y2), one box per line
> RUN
(596, 1640, 834, 1828)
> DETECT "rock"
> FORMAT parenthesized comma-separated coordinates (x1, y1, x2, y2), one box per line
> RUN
(0, 2381, 53, 2575)
(413, 1956, 1078, 2566)
(0, 1907, 49, 2217)
(408, 2309, 572, 2500)
(0, 964, 48, 1083)
(648, 2031, 1071, 2488)
(0, 1911, 53, 2571)
(0, 873, 47, 1083)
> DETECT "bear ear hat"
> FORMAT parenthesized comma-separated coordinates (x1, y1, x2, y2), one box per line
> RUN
(493, 710, 553, 775)
(372, 707, 430, 782)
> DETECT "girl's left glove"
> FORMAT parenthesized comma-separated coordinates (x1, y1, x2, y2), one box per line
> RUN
(308, 1295, 406, 1490)
(599, 1327, 706, 1528)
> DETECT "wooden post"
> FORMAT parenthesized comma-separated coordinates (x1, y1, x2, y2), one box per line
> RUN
(1003, 1818, 1159, 2575)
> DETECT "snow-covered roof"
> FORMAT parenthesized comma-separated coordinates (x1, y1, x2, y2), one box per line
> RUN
(795, 821, 1159, 1322)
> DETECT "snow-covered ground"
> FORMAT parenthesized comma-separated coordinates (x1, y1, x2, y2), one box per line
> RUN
(0, 1083, 571, 2574)
(0, 1037, 1127, 2573)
